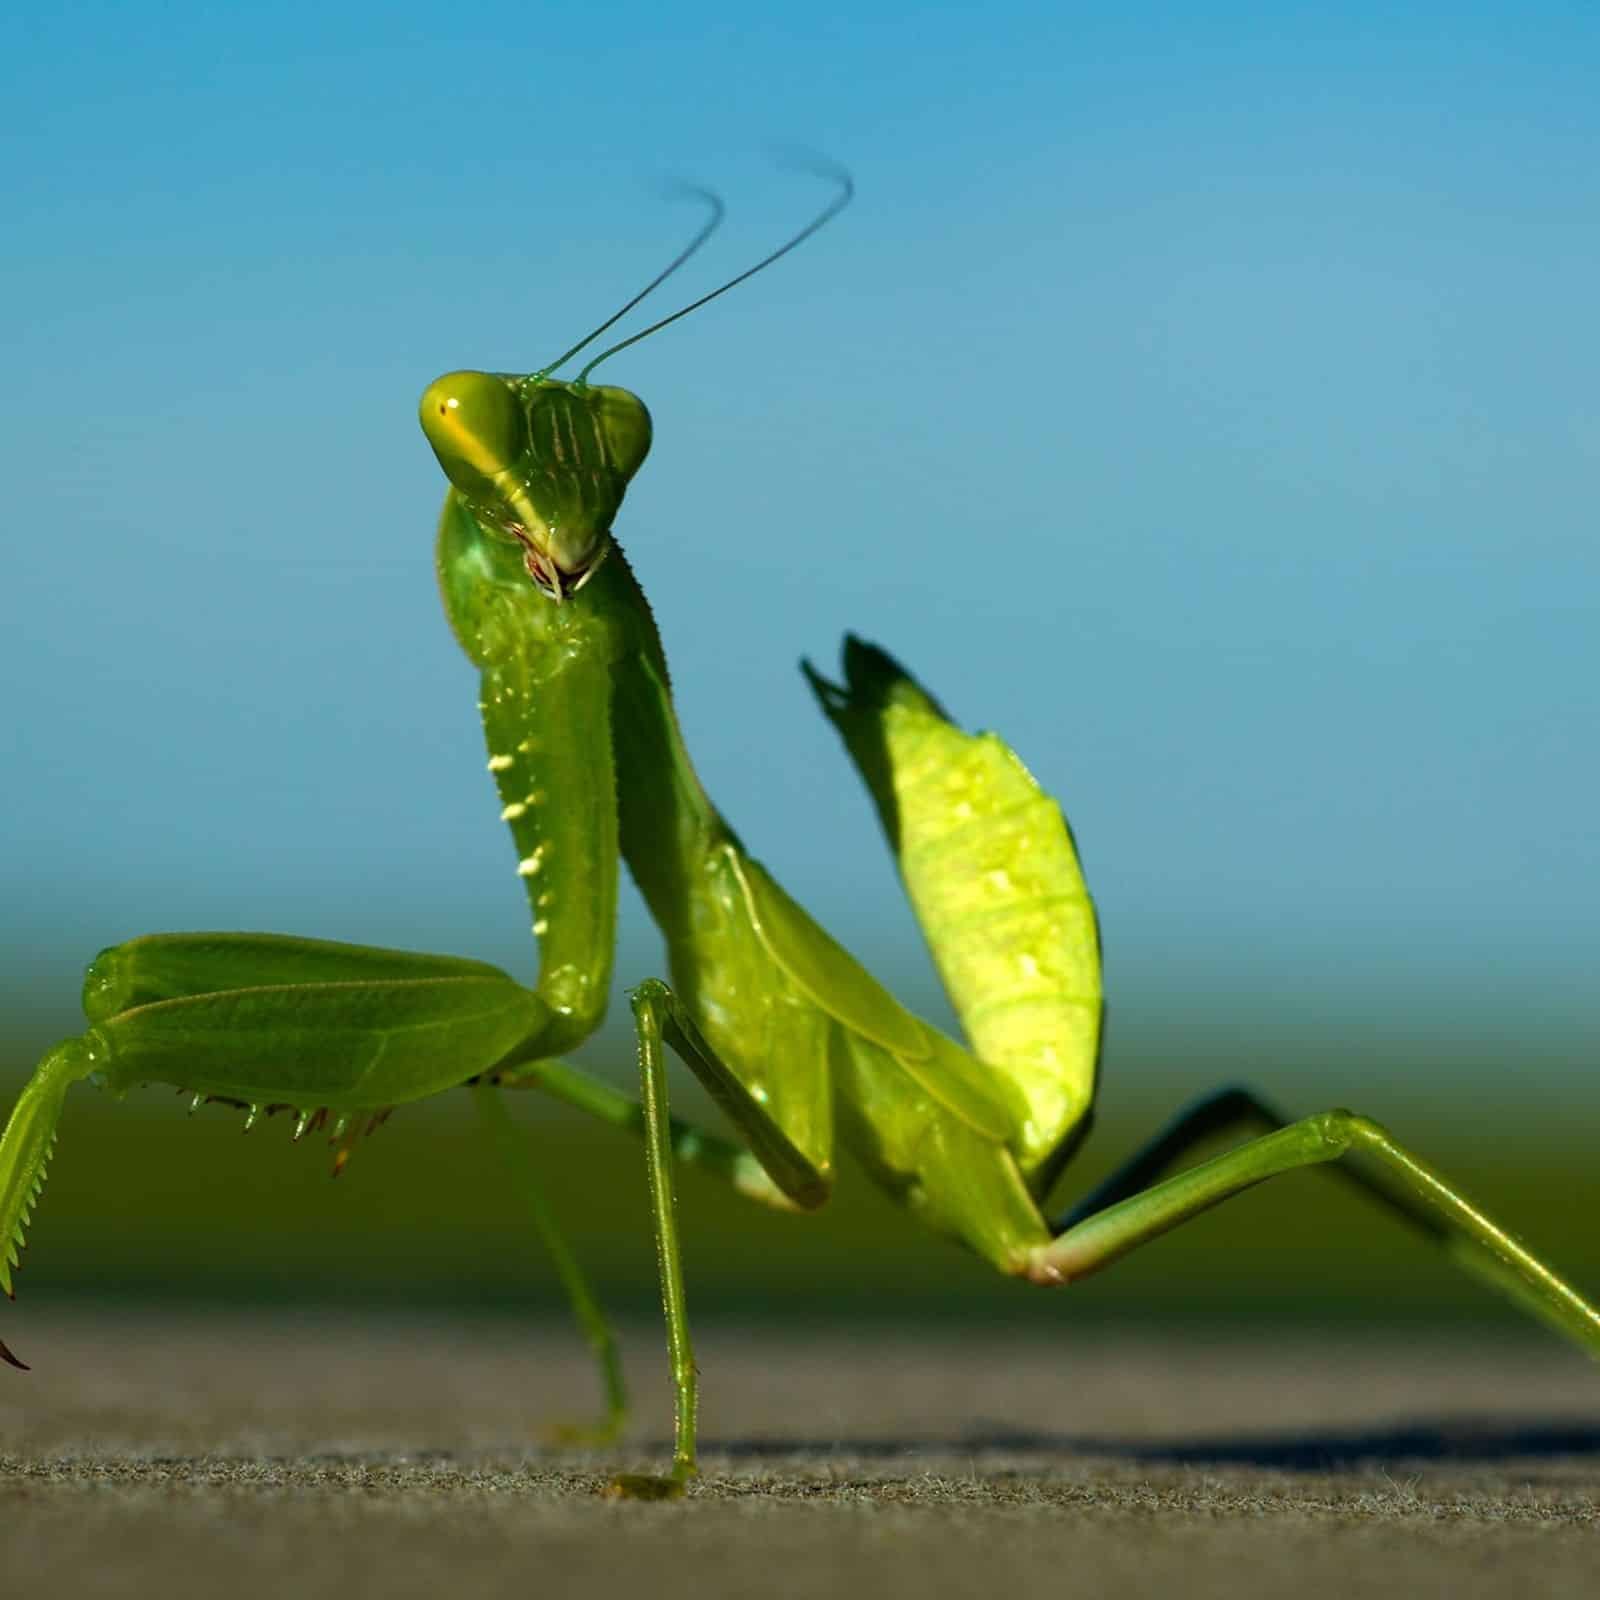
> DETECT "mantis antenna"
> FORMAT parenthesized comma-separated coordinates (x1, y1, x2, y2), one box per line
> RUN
(538, 186, 727, 377)
(575, 164, 854, 382)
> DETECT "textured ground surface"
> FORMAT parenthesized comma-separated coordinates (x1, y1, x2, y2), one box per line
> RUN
(2, 1307, 1597, 1598)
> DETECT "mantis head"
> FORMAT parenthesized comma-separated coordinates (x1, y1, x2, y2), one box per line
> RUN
(420, 373, 652, 601)
(420, 167, 851, 602)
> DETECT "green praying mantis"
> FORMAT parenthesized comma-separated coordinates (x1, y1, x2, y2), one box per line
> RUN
(4, 173, 1599, 1499)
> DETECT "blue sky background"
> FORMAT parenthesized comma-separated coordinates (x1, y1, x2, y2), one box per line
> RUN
(4, 2, 1598, 1112)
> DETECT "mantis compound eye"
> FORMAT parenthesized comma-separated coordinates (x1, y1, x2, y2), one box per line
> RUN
(585, 384, 653, 486)
(419, 370, 525, 489)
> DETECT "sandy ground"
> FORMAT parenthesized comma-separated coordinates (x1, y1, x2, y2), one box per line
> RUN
(2, 1307, 1596, 1598)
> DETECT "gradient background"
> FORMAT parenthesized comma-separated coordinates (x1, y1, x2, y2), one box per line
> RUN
(3, 3, 1597, 1327)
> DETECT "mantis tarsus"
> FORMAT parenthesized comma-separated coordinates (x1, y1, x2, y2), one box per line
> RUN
(4, 173, 1598, 1499)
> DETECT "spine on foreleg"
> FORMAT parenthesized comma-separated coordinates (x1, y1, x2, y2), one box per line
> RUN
(0, 1036, 101, 1364)
(478, 651, 617, 1037)
(437, 491, 619, 1051)
(804, 638, 1103, 1184)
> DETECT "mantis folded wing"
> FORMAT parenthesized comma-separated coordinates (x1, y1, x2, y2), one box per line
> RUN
(4, 177, 1598, 1494)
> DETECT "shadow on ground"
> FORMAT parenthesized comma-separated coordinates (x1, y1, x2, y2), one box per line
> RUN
(704, 1415, 1600, 1469)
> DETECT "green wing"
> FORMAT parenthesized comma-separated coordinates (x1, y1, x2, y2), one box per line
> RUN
(805, 637, 1103, 1190)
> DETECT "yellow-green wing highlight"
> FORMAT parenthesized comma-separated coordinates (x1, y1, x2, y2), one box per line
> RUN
(804, 638, 1103, 1190)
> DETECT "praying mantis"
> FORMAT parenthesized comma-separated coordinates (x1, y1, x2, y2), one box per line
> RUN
(4, 174, 1599, 1499)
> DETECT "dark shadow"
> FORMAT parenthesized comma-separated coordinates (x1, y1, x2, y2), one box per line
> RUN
(699, 1417, 1600, 1470)
(72, 1420, 1600, 1480)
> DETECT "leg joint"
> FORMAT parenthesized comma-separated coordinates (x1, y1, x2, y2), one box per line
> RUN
(1305, 1108, 1356, 1155)
(1306, 1107, 1391, 1158)
(628, 977, 672, 1016)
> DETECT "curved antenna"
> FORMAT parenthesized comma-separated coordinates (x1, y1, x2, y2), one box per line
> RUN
(576, 165, 854, 383)
(538, 186, 726, 377)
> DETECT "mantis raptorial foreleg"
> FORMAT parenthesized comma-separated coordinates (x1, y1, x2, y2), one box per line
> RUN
(5, 172, 1598, 1496)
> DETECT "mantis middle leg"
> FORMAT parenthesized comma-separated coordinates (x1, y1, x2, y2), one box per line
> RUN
(472, 1084, 628, 1444)
(489, 978, 833, 1494)
(606, 976, 836, 1494)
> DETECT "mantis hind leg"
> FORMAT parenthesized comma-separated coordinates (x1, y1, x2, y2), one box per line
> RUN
(1054, 1087, 1301, 1229)
(1033, 1104, 1600, 1356)
(471, 1084, 627, 1447)
(472, 1039, 817, 1475)
(1057, 1086, 1507, 1275)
